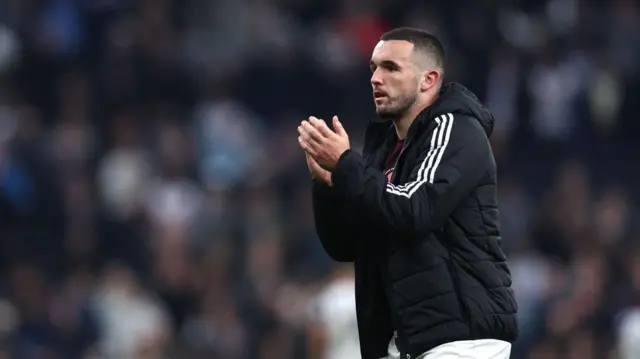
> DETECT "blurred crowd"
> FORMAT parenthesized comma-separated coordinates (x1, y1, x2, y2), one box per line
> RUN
(0, 0, 639, 358)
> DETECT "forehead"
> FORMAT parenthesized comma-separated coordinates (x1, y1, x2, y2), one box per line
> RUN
(371, 40, 414, 63)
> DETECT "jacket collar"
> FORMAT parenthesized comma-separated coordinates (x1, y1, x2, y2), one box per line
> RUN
(404, 84, 453, 141)
(369, 89, 445, 143)
(404, 108, 430, 142)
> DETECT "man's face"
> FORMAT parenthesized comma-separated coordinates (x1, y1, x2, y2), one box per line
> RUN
(369, 40, 421, 119)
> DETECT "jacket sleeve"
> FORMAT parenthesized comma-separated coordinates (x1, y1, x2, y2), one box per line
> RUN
(312, 181, 357, 262)
(330, 114, 491, 238)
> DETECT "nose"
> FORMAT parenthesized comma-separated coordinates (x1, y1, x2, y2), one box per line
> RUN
(370, 69, 383, 87)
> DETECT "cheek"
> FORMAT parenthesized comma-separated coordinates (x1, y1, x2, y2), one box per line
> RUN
(385, 77, 404, 94)
(393, 76, 416, 93)
(390, 83, 412, 98)
(405, 78, 421, 95)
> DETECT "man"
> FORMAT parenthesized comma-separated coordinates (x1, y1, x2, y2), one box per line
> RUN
(297, 27, 518, 359)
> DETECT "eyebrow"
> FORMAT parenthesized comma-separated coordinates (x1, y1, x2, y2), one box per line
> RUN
(370, 60, 400, 69)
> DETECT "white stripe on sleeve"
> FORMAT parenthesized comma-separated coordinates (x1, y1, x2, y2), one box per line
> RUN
(385, 113, 454, 198)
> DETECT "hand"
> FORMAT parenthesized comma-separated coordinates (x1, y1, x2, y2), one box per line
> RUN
(305, 151, 332, 185)
(298, 116, 350, 171)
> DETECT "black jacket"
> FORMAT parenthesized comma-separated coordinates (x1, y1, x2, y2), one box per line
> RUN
(312, 83, 518, 359)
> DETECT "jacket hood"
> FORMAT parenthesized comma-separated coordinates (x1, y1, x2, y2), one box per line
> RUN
(423, 82, 495, 136)
(368, 82, 495, 142)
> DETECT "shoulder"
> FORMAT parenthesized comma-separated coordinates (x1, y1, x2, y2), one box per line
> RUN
(421, 113, 489, 147)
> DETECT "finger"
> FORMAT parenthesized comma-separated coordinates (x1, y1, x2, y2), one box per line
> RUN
(298, 136, 316, 156)
(298, 125, 321, 150)
(308, 116, 328, 134)
(299, 133, 321, 157)
(305, 152, 322, 169)
(309, 117, 336, 138)
(301, 121, 326, 143)
(298, 136, 307, 150)
(333, 116, 346, 137)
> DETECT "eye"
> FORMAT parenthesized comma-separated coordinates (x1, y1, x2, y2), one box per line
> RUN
(370, 61, 400, 73)
(382, 61, 399, 72)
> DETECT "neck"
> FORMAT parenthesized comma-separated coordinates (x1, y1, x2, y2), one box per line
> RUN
(392, 92, 439, 139)
(392, 116, 414, 140)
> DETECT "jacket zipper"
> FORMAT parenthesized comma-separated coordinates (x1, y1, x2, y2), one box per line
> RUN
(389, 139, 411, 184)
(389, 138, 412, 358)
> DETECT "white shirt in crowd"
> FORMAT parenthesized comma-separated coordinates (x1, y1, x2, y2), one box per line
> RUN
(311, 276, 361, 359)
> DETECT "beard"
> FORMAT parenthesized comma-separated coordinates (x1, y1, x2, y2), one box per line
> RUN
(375, 92, 417, 120)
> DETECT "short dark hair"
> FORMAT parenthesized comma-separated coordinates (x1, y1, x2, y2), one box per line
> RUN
(380, 27, 445, 71)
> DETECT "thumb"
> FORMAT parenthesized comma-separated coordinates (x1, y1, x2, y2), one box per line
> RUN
(333, 116, 346, 136)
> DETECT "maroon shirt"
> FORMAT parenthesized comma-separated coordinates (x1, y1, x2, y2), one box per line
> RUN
(383, 139, 405, 182)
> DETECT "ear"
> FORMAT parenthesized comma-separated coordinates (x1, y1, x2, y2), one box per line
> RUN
(420, 70, 441, 92)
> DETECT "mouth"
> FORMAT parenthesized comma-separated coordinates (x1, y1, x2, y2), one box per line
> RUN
(373, 91, 388, 100)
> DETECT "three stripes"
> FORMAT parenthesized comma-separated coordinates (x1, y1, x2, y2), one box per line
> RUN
(385, 113, 454, 198)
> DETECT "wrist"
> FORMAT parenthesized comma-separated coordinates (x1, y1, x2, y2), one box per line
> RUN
(315, 178, 333, 187)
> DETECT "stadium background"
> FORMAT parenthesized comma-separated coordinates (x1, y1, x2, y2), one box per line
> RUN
(0, 0, 639, 358)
